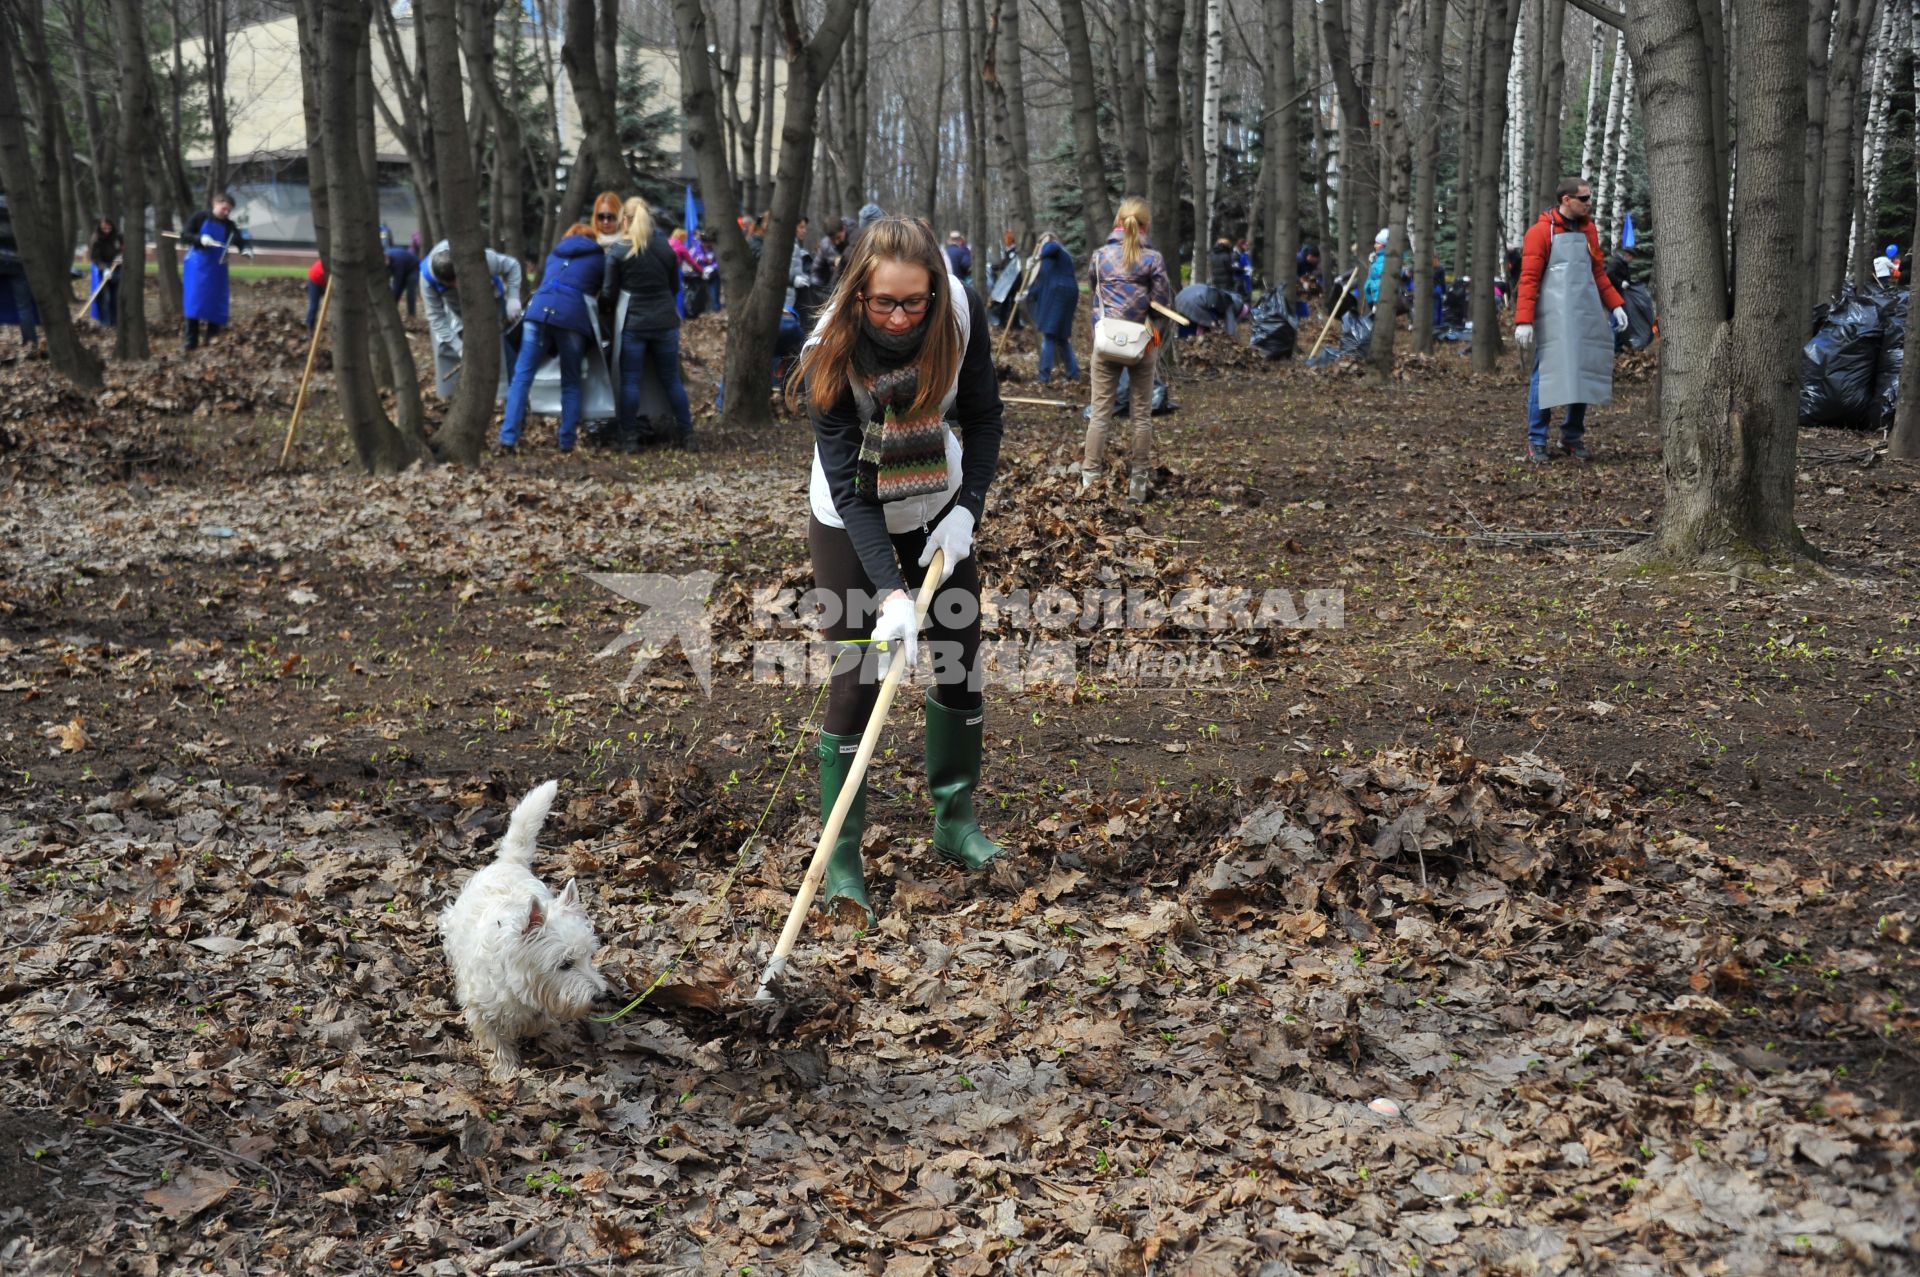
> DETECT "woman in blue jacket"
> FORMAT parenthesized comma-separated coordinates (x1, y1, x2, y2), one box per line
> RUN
(499, 224, 603, 452)
(1025, 233, 1081, 384)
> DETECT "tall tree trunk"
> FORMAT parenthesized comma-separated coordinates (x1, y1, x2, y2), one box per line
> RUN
(982, 0, 1035, 247)
(1148, 0, 1185, 257)
(1308, 10, 1333, 260)
(1454, 0, 1484, 280)
(563, 0, 626, 215)
(1815, 0, 1877, 299)
(202, 0, 230, 202)
(1200, 0, 1223, 249)
(1060, 0, 1112, 249)
(960, 0, 988, 241)
(303, 0, 423, 474)
(1892, 153, 1920, 456)
(1800, 0, 1834, 287)
(1409, 0, 1446, 353)
(0, 13, 102, 388)
(68, 4, 114, 220)
(1184, 0, 1207, 276)
(1367, 0, 1412, 382)
(1320, 0, 1369, 281)
(923, 12, 945, 224)
(462, 0, 525, 264)
(674, 0, 861, 429)
(354, 14, 428, 450)
(421, 0, 502, 464)
(373, 0, 442, 248)
(1502, 0, 1529, 244)
(110, 0, 153, 360)
(1529, 0, 1564, 204)
(1468, 0, 1519, 374)
(1262, 0, 1299, 303)
(1856, 1, 1896, 276)
(1117, 0, 1150, 198)
(1626, 0, 1812, 564)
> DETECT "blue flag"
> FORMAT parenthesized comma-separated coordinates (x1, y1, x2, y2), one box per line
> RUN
(684, 185, 703, 235)
(1622, 211, 1637, 250)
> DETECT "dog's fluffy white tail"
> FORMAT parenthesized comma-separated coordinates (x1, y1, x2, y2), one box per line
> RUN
(496, 780, 559, 866)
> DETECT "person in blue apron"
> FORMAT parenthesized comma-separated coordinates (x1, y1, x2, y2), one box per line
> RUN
(87, 218, 122, 327)
(1513, 177, 1628, 463)
(182, 193, 253, 350)
(420, 239, 525, 400)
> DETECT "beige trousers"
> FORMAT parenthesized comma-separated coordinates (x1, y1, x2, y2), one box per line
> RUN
(1083, 343, 1158, 478)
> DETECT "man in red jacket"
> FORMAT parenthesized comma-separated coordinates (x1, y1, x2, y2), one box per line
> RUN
(1514, 177, 1628, 462)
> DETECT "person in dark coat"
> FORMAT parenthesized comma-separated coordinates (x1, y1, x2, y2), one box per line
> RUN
(1208, 237, 1236, 292)
(88, 218, 122, 327)
(499, 224, 604, 452)
(1024, 233, 1081, 384)
(1604, 245, 1635, 294)
(182, 192, 253, 350)
(945, 231, 973, 285)
(603, 199, 695, 451)
(0, 195, 38, 351)
(384, 243, 420, 316)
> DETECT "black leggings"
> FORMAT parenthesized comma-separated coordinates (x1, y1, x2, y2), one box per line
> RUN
(808, 510, 983, 736)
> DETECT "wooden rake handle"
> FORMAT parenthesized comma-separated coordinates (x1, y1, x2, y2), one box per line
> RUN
(754, 549, 946, 1000)
(1308, 267, 1360, 361)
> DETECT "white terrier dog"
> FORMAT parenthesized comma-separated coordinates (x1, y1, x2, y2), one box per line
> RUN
(439, 780, 611, 1081)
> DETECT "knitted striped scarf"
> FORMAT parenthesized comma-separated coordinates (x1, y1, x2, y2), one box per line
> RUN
(850, 365, 948, 503)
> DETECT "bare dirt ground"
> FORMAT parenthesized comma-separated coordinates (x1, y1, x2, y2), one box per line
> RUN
(1, 281, 1917, 1274)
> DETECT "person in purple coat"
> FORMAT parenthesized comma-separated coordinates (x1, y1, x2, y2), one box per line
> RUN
(499, 224, 604, 452)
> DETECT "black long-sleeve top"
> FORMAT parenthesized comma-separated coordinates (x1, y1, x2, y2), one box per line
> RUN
(810, 284, 1003, 594)
(603, 229, 683, 333)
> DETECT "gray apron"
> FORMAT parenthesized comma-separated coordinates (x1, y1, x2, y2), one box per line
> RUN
(527, 305, 616, 422)
(1534, 230, 1614, 410)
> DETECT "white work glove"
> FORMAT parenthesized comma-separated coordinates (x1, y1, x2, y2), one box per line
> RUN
(1611, 306, 1628, 333)
(199, 234, 223, 249)
(242, 246, 255, 260)
(871, 593, 920, 680)
(1514, 324, 1534, 351)
(702, 266, 715, 279)
(917, 506, 975, 588)
(504, 297, 523, 324)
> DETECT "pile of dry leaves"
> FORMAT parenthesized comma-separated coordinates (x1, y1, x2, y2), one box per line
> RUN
(2, 739, 1913, 1273)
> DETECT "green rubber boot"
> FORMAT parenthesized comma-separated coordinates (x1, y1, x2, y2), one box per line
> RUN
(924, 695, 1006, 869)
(816, 731, 873, 925)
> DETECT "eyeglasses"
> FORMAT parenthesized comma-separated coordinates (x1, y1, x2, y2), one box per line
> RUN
(1566, 193, 1592, 204)
(860, 292, 933, 317)
(595, 212, 620, 223)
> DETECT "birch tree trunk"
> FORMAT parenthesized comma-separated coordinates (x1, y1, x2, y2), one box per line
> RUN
(1201, 0, 1223, 249)
(1595, 28, 1626, 249)
(1607, 56, 1634, 249)
(1468, 0, 1520, 374)
(1626, 0, 1813, 565)
(1060, 0, 1113, 250)
(1580, 19, 1604, 179)
(1185, 0, 1208, 277)
(1503, 5, 1528, 247)
(1857, 1, 1896, 269)
(1307, 10, 1333, 262)
(1321, 0, 1369, 281)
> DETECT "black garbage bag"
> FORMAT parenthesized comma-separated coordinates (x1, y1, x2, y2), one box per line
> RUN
(1876, 288, 1908, 427)
(1442, 281, 1469, 327)
(1250, 290, 1297, 360)
(1618, 282, 1656, 351)
(1800, 286, 1889, 429)
(1304, 312, 1373, 368)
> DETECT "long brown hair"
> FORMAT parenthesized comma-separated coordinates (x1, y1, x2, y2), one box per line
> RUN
(785, 216, 961, 420)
